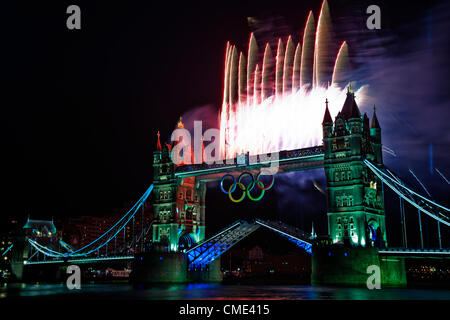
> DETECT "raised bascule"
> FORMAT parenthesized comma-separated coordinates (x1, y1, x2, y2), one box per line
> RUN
(7, 0, 449, 287)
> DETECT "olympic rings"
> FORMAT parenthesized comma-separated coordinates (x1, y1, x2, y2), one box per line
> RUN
(220, 174, 236, 194)
(247, 180, 265, 201)
(219, 171, 275, 202)
(255, 172, 275, 191)
(238, 172, 255, 192)
(229, 182, 246, 203)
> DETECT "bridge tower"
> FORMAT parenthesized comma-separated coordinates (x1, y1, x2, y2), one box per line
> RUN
(322, 90, 387, 248)
(152, 133, 178, 252)
(132, 130, 211, 284)
(151, 130, 206, 253)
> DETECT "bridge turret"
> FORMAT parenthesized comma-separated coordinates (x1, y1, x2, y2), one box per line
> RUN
(322, 98, 333, 137)
(370, 105, 382, 165)
(151, 129, 206, 253)
(323, 91, 386, 249)
(153, 131, 162, 176)
(152, 133, 178, 252)
(342, 89, 363, 158)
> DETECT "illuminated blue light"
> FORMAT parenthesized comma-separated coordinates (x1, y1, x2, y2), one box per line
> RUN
(25, 185, 154, 259)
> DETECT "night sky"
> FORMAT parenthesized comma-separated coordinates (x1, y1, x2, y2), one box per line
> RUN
(2, 1, 449, 246)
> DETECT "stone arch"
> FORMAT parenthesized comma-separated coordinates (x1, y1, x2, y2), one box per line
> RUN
(367, 219, 383, 248)
(178, 232, 194, 250)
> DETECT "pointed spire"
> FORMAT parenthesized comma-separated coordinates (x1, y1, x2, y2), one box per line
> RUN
(363, 113, 370, 127)
(322, 98, 333, 125)
(177, 117, 184, 129)
(371, 105, 380, 129)
(156, 131, 162, 151)
(341, 85, 361, 120)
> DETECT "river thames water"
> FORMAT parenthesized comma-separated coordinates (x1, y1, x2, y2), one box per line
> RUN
(1, 283, 449, 300)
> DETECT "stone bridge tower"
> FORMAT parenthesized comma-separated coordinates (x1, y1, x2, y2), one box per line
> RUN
(322, 89, 386, 248)
(151, 129, 206, 253)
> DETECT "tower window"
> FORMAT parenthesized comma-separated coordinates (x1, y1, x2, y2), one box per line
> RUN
(342, 197, 347, 207)
(344, 140, 349, 148)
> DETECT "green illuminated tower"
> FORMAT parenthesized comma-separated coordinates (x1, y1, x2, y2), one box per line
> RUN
(152, 132, 179, 252)
(322, 90, 387, 248)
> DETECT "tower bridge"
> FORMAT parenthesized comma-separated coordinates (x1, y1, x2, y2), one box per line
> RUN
(150, 89, 388, 256)
(6, 89, 449, 287)
(1, 0, 448, 288)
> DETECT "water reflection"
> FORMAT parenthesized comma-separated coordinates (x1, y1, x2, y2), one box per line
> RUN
(0, 283, 449, 300)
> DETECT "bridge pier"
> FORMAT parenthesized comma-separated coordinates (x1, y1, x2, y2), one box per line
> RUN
(10, 235, 28, 281)
(130, 252, 222, 284)
(379, 255, 407, 287)
(10, 261, 24, 282)
(311, 246, 406, 287)
(130, 253, 188, 283)
(187, 259, 223, 283)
